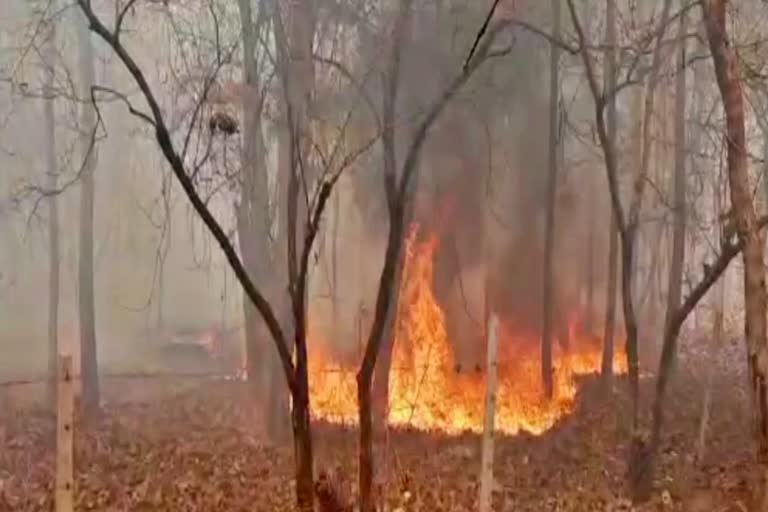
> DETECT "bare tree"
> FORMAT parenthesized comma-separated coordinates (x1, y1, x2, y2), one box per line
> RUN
(600, 0, 618, 385)
(267, 0, 318, 442)
(356, 5, 513, 509)
(541, 0, 562, 399)
(566, 0, 673, 431)
(42, 7, 59, 407)
(633, 4, 689, 498)
(76, 6, 99, 417)
(73, 2, 363, 508)
(565, 0, 768, 499)
(660, 0, 688, 422)
(234, 0, 272, 404)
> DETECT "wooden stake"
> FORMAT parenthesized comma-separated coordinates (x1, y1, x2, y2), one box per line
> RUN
(56, 355, 74, 512)
(479, 314, 499, 512)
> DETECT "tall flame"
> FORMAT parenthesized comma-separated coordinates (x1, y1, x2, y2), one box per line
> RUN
(308, 225, 626, 435)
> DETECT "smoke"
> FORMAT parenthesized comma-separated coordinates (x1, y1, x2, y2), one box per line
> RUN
(306, 2, 608, 365)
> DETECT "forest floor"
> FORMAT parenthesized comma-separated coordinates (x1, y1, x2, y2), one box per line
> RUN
(0, 335, 755, 511)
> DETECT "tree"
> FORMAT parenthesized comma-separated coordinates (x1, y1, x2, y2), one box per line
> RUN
(633, 4, 689, 498)
(661, 0, 688, 422)
(565, 0, 768, 499)
(234, 0, 272, 404)
(73, 2, 377, 507)
(600, 0, 618, 384)
(541, 0, 561, 399)
(268, 0, 318, 441)
(42, 7, 59, 407)
(356, 4, 513, 508)
(76, 6, 99, 417)
(702, 1, 768, 507)
(566, 0, 672, 431)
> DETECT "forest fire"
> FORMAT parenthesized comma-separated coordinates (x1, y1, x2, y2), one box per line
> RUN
(308, 225, 627, 435)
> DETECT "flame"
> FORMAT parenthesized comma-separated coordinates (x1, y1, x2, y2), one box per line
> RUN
(308, 225, 626, 435)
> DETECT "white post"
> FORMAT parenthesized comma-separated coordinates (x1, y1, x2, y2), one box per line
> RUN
(479, 314, 499, 512)
(56, 355, 74, 512)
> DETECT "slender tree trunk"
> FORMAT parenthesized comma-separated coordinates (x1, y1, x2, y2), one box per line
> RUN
(268, 0, 316, 444)
(43, 14, 60, 408)
(359, 0, 411, 486)
(704, 2, 768, 508)
(658, 5, 688, 411)
(601, 0, 618, 384)
(541, 0, 561, 399)
(236, 0, 271, 402)
(585, 190, 596, 334)
(76, 8, 99, 417)
(631, 10, 688, 499)
(331, 187, 340, 338)
(697, 273, 724, 462)
(372, 266, 401, 431)
(156, 177, 171, 331)
(602, 229, 618, 379)
(358, 3, 503, 507)
(370, 0, 413, 436)
(623, 0, 673, 428)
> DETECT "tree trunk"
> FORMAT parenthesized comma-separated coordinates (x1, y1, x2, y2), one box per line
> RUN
(585, 189, 596, 335)
(697, 282, 724, 462)
(703, 1, 768, 507)
(331, 187, 340, 339)
(76, 8, 99, 417)
(356, 6, 503, 509)
(269, 0, 317, 444)
(358, 370, 376, 512)
(602, 227, 618, 380)
(623, 0, 673, 428)
(541, 0, 561, 399)
(657, 3, 689, 435)
(236, 0, 271, 402)
(292, 376, 314, 511)
(371, 267, 401, 432)
(43, 14, 60, 408)
(631, 15, 689, 498)
(369, 0, 414, 437)
(601, 0, 618, 384)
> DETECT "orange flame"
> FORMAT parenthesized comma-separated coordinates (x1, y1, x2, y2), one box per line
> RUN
(308, 225, 626, 435)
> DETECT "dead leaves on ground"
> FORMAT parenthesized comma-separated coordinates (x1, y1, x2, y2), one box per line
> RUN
(0, 349, 757, 511)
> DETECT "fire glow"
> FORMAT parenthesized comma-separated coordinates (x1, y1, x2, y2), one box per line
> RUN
(308, 225, 627, 436)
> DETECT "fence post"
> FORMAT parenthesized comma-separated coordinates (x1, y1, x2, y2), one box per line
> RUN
(56, 355, 74, 512)
(478, 314, 499, 512)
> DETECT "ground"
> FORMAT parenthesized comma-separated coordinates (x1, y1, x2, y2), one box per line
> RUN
(0, 336, 755, 511)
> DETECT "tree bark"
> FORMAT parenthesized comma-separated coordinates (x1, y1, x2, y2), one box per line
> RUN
(600, 0, 618, 385)
(43, 13, 60, 408)
(703, 1, 768, 507)
(292, 368, 314, 511)
(541, 0, 561, 399)
(76, 8, 99, 417)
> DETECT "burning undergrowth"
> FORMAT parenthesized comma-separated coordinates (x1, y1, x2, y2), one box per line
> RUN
(309, 224, 627, 435)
